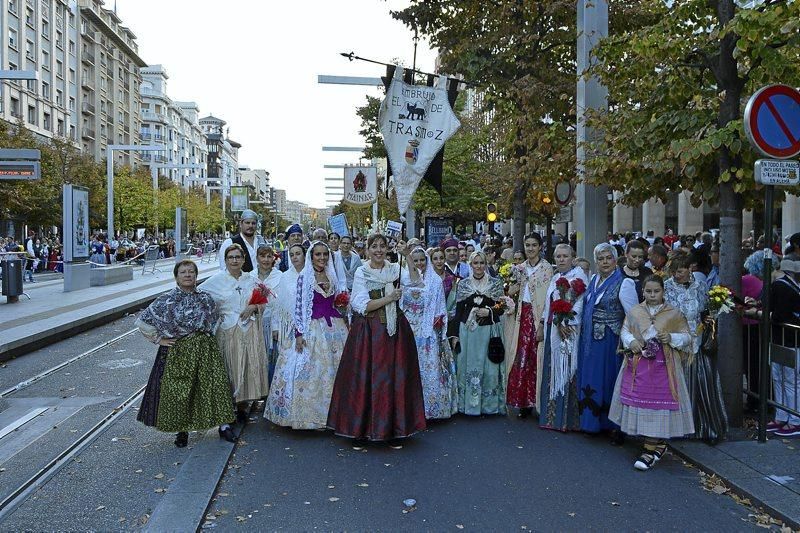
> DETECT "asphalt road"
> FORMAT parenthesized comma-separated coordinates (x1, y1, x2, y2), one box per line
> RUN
(0, 315, 773, 531)
(207, 416, 760, 532)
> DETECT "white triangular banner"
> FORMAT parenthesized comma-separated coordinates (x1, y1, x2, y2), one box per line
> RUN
(378, 67, 460, 216)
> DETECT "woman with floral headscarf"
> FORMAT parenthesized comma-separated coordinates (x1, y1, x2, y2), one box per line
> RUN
(400, 247, 457, 419)
(265, 241, 348, 429)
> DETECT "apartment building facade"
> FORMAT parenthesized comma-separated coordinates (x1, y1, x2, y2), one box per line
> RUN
(1, 0, 146, 167)
(139, 64, 207, 188)
(1, 0, 77, 141)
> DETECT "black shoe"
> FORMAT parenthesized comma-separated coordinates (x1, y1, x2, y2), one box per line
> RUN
(517, 407, 532, 419)
(174, 431, 188, 448)
(610, 430, 625, 446)
(218, 427, 238, 443)
(236, 409, 249, 424)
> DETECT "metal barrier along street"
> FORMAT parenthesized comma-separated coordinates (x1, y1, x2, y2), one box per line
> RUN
(745, 322, 800, 434)
(141, 245, 161, 275)
(201, 242, 217, 264)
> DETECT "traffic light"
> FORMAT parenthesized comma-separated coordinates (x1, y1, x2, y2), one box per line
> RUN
(486, 202, 498, 223)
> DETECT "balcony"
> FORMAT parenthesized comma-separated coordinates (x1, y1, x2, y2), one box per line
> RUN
(123, 80, 130, 90)
(81, 128, 95, 140)
(80, 26, 94, 41)
(140, 132, 152, 140)
(107, 113, 114, 124)
(81, 79, 94, 91)
(81, 101, 95, 115)
(81, 51, 95, 65)
(141, 110, 166, 123)
(151, 154, 168, 164)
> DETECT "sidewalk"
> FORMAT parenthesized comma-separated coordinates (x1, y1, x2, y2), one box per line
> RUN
(0, 258, 219, 361)
(671, 431, 800, 528)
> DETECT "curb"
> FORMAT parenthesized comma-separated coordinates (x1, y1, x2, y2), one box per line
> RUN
(668, 443, 800, 530)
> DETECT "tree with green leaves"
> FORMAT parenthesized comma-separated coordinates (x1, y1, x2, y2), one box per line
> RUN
(392, 1, 582, 247)
(584, 0, 800, 424)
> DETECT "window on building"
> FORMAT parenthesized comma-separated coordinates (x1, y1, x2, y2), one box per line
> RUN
(70, 125, 75, 139)
(56, 59, 63, 77)
(43, 113, 51, 131)
(27, 105, 37, 125)
(8, 28, 18, 49)
(68, 40, 75, 55)
(42, 19, 49, 37)
(9, 0, 18, 14)
(41, 49, 50, 68)
(56, 89, 63, 106)
(57, 119, 65, 136)
(42, 81, 50, 100)
(69, 12, 74, 27)
(26, 79, 36, 92)
(10, 97, 21, 118)
(69, 67, 75, 81)
(100, 124, 106, 138)
(25, 40, 35, 60)
(25, 7, 33, 27)
(69, 96, 75, 111)
(56, 30, 63, 49)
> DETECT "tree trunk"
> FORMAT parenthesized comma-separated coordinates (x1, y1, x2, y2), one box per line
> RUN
(714, 0, 745, 427)
(512, 180, 528, 252)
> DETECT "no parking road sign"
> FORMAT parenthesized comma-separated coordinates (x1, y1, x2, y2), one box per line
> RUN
(744, 84, 800, 159)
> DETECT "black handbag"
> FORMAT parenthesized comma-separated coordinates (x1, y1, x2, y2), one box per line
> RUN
(487, 335, 505, 364)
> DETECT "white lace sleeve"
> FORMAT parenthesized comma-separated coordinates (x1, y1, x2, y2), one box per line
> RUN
(351, 268, 369, 315)
(668, 332, 692, 350)
(619, 278, 639, 315)
(620, 319, 636, 349)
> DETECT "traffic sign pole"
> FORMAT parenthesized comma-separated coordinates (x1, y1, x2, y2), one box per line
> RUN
(744, 84, 800, 443)
(757, 184, 773, 444)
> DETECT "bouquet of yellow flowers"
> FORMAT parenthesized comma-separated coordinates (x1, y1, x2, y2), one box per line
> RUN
(499, 263, 515, 283)
(708, 285, 734, 319)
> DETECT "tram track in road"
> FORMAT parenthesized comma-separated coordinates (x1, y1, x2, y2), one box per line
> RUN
(0, 328, 139, 400)
(0, 385, 146, 523)
(0, 322, 149, 524)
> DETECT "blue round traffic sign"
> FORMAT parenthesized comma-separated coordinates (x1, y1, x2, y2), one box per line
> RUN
(744, 84, 800, 159)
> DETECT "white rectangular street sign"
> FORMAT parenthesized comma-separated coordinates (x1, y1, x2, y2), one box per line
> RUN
(555, 206, 573, 224)
(755, 159, 799, 186)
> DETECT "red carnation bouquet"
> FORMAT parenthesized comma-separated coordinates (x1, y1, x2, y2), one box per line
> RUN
(551, 276, 587, 327)
(248, 283, 272, 306)
(334, 291, 350, 316)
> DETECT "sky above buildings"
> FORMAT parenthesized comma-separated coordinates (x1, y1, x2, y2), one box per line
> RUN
(117, 0, 438, 208)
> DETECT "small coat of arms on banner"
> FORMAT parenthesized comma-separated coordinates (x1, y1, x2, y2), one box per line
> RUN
(405, 140, 420, 165)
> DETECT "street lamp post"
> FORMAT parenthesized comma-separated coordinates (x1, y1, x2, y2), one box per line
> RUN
(575, 0, 609, 264)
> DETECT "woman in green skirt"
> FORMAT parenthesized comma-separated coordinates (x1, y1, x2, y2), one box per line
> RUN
(136, 260, 235, 447)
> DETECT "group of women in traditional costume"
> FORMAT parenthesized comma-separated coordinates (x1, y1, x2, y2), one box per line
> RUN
(136, 231, 727, 469)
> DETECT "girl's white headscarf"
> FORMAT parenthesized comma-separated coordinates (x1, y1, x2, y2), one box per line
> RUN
(294, 241, 340, 336)
(401, 247, 447, 339)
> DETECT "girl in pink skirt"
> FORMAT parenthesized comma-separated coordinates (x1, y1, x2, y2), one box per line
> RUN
(609, 275, 695, 471)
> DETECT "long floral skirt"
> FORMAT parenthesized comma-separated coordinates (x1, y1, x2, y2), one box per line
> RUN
(137, 333, 235, 432)
(457, 322, 506, 416)
(217, 322, 269, 403)
(266, 316, 348, 429)
(538, 326, 580, 432)
(415, 333, 458, 419)
(506, 303, 538, 410)
(327, 313, 427, 441)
